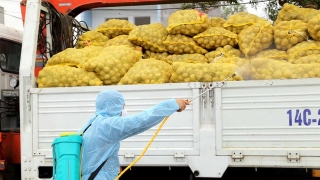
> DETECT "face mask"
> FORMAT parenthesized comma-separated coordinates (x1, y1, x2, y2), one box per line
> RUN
(121, 109, 128, 117)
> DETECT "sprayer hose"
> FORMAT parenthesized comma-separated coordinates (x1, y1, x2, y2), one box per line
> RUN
(115, 116, 170, 180)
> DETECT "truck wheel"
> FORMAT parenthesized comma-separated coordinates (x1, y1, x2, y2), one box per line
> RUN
(189, 172, 196, 180)
(189, 172, 216, 180)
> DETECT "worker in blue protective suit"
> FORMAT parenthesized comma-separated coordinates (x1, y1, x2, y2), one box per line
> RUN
(79, 89, 189, 180)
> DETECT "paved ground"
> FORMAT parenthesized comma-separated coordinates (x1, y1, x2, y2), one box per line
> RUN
(119, 167, 318, 180)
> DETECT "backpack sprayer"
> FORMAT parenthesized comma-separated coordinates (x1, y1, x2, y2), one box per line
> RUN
(51, 73, 236, 180)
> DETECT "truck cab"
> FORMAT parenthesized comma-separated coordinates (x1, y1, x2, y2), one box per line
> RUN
(0, 23, 22, 179)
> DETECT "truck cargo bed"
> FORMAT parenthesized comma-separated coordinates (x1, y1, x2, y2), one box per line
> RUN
(23, 79, 320, 179)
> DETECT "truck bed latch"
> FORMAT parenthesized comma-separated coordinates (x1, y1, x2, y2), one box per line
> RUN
(232, 151, 244, 162)
(174, 151, 185, 162)
(287, 152, 300, 163)
(124, 151, 135, 162)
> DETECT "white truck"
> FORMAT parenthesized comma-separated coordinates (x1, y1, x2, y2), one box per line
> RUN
(20, 0, 320, 179)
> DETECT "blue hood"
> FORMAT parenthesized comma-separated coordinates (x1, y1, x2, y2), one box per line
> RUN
(95, 89, 124, 117)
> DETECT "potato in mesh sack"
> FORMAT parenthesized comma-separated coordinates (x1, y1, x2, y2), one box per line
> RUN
(83, 45, 142, 85)
(223, 12, 266, 34)
(274, 20, 309, 51)
(205, 45, 243, 63)
(193, 27, 238, 50)
(252, 58, 320, 80)
(169, 62, 242, 83)
(105, 35, 138, 49)
(307, 14, 320, 41)
(164, 34, 207, 54)
(274, 4, 320, 25)
(76, 31, 109, 49)
(36, 65, 102, 88)
(128, 23, 167, 53)
(46, 46, 103, 67)
(167, 9, 209, 36)
(287, 41, 320, 61)
(167, 54, 208, 63)
(96, 19, 135, 39)
(249, 49, 288, 60)
(118, 58, 172, 85)
(209, 17, 226, 27)
(238, 21, 273, 56)
(143, 50, 170, 62)
(291, 54, 320, 64)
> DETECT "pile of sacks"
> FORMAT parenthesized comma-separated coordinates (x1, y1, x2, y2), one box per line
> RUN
(37, 4, 320, 87)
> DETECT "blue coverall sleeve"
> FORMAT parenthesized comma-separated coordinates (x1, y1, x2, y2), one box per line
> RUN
(99, 99, 180, 142)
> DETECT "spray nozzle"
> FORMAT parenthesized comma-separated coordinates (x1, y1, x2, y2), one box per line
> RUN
(187, 72, 237, 103)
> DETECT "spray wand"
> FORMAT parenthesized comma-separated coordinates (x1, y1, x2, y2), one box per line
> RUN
(115, 73, 236, 180)
(187, 73, 236, 103)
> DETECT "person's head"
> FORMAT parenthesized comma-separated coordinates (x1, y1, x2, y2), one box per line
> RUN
(95, 90, 125, 117)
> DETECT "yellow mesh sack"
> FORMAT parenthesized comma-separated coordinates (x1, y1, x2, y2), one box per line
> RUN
(252, 58, 320, 80)
(205, 45, 244, 63)
(208, 17, 226, 27)
(163, 34, 207, 55)
(167, 9, 209, 36)
(307, 14, 320, 41)
(193, 27, 238, 50)
(128, 23, 167, 53)
(76, 31, 109, 49)
(251, 58, 294, 80)
(83, 45, 142, 85)
(105, 35, 138, 49)
(223, 12, 266, 34)
(36, 65, 102, 88)
(169, 62, 242, 83)
(118, 58, 172, 85)
(249, 49, 288, 60)
(46, 46, 103, 67)
(274, 4, 320, 25)
(238, 21, 273, 56)
(211, 57, 254, 80)
(143, 50, 170, 62)
(274, 20, 309, 51)
(291, 54, 320, 64)
(96, 19, 135, 39)
(287, 41, 320, 61)
(167, 54, 208, 63)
